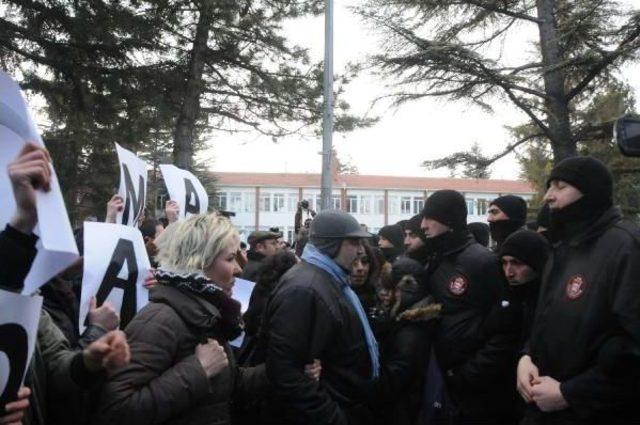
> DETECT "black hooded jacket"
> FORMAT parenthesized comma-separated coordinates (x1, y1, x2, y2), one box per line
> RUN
(526, 207, 640, 424)
(427, 231, 518, 420)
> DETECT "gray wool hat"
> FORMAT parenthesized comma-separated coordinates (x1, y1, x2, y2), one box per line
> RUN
(309, 209, 371, 257)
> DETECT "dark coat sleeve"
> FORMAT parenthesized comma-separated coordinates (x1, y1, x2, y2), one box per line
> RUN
(265, 285, 348, 425)
(95, 307, 210, 425)
(560, 244, 640, 415)
(0, 224, 38, 290)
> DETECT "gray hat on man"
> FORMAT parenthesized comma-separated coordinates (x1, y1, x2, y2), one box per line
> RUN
(309, 209, 371, 257)
(248, 230, 282, 247)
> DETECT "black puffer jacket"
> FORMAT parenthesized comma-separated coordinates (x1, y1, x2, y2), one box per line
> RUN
(526, 207, 640, 424)
(427, 232, 518, 421)
(263, 261, 374, 425)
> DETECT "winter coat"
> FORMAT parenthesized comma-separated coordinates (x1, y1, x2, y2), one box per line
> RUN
(525, 207, 640, 424)
(94, 284, 268, 425)
(263, 261, 375, 425)
(428, 233, 518, 422)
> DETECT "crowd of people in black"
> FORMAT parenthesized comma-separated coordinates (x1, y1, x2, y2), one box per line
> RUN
(1, 143, 639, 425)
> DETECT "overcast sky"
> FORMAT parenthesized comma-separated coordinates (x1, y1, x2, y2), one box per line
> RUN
(206, 1, 640, 181)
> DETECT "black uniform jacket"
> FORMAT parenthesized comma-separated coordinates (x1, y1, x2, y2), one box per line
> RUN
(263, 261, 373, 425)
(428, 234, 517, 418)
(527, 207, 640, 423)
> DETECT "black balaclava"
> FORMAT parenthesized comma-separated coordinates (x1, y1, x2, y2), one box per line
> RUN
(489, 195, 527, 247)
(421, 190, 469, 255)
(546, 156, 613, 239)
(378, 224, 405, 262)
(468, 222, 490, 247)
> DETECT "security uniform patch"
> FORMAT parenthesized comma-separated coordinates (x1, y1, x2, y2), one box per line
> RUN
(448, 276, 469, 296)
(565, 275, 587, 300)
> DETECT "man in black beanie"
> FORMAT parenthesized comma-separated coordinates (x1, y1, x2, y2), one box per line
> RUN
(264, 209, 379, 425)
(403, 214, 430, 264)
(488, 195, 528, 249)
(498, 230, 549, 343)
(517, 156, 640, 424)
(377, 224, 405, 263)
(420, 190, 516, 424)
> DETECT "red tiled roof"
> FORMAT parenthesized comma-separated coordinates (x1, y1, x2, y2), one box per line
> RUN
(213, 172, 535, 194)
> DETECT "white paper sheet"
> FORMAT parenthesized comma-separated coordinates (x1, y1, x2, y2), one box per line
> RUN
(0, 71, 79, 295)
(232, 278, 256, 314)
(159, 164, 208, 220)
(115, 143, 148, 227)
(0, 290, 42, 407)
(78, 222, 150, 333)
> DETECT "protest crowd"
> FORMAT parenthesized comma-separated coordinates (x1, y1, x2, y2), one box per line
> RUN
(1, 74, 640, 425)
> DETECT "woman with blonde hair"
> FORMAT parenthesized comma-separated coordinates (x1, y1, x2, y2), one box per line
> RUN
(95, 213, 267, 425)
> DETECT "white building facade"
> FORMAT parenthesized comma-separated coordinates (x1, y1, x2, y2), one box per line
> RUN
(213, 172, 536, 242)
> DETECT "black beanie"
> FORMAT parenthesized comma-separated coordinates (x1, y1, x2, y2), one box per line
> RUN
(499, 230, 550, 274)
(378, 224, 405, 251)
(546, 156, 613, 209)
(421, 190, 467, 231)
(406, 214, 428, 243)
(490, 195, 527, 226)
(468, 222, 490, 247)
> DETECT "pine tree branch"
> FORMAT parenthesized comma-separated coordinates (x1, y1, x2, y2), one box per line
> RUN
(566, 13, 640, 101)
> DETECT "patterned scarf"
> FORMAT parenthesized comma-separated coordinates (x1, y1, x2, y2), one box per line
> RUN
(154, 269, 243, 341)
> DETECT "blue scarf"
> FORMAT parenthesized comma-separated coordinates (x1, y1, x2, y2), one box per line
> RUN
(301, 243, 380, 378)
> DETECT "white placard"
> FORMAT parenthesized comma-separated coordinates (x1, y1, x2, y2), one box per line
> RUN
(0, 72, 79, 295)
(159, 164, 208, 220)
(232, 278, 256, 314)
(115, 143, 148, 227)
(79, 222, 150, 333)
(0, 290, 42, 407)
(228, 278, 255, 349)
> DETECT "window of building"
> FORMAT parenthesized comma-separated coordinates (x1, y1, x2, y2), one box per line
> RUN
(273, 193, 285, 212)
(228, 192, 242, 212)
(215, 192, 227, 211)
(400, 196, 412, 214)
(259, 194, 271, 212)
(347, 195, 358, 213)
(412, 198, 424, 215)
(287, 229, 296, 242)
(477, 199, 488, 215)
(374, 195, 385, 215)
(388, 196, 399, 215)
(332, 195, 341, 210)
(244, 193, 255, 213)
(287, 193, 299, 212)
(466, 199, 475, 215)
(359, 195, 373, 215)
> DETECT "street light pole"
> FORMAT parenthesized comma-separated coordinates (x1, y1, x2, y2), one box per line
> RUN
(320, 0, 334, 211)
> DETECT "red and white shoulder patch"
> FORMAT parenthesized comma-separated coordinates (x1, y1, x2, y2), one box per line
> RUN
(565, 275, 588, 300)
(448, 275, 469, 296)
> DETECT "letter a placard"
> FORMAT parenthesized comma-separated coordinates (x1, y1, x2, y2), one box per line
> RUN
(78, 222, 150, 333)
(159, 164, 208, 221)
(0, 290, 42, 408)
(115, 143, 148, 227)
